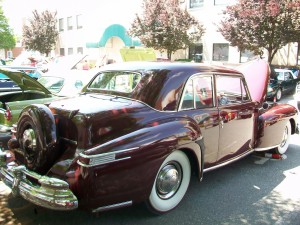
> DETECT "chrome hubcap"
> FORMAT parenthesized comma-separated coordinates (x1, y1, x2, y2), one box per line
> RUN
(22, 128, 37, 162)
(156, 161, 182, 199)
(276, 90, 281, 100)
(280, 126, 288, 148)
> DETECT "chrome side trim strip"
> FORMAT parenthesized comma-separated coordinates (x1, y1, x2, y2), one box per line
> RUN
(92, 200, 132, 213)
(253, 145, 279, 152)
(203, 149, 254, 173)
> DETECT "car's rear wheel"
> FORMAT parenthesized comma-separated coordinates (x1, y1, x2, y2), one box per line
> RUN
(146, 150, 191, 214)
(274, 122, 291, 155)
(275, 88, 282, 101)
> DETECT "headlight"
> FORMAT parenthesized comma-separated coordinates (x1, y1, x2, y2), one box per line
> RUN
(268, 87, 273, 92)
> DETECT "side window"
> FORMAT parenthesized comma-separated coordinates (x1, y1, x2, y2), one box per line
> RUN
(216, 75, 245, 106)
(181, 76, 213, 110)
(284, 72, 293, 80)
(181, 79, 194, 109)
(194, 77, 214, 108)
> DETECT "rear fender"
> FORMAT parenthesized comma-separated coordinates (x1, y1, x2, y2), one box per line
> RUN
(67, 117, 204, 202)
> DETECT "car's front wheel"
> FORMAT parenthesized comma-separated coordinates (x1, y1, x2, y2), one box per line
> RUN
(274, 122, 291, 155)
(146, 150, 191, 214)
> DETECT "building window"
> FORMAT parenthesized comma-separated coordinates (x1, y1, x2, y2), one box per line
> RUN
(190, 0, 203, 8)
(214, 0, 230, 5)
(59, 18, 64, 31)
(68, 48, 73, 55)
(67, 16, 73, 30)
(77, 47, 83, 54)
(213, 43, 229, 61)
(240, 50, 256, 63)
(60, 48, 65, 56)
(7, 51, 13, 58)
(189, 44, 203, 62)
(76, 15, 83, 29)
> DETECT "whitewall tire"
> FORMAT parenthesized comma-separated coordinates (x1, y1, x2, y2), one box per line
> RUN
(146, 150, 191, 214)
(275, 122, 291, 154)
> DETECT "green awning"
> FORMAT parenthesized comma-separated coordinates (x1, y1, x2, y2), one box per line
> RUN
(86, 24, 141, 48)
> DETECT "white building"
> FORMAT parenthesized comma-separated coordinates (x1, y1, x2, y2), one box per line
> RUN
(55, 0, 300, 66)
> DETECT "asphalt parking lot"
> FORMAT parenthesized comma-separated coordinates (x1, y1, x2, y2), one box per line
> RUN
(0, 94, 299, 225)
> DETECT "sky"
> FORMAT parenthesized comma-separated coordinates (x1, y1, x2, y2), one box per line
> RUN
(2, 0, 143, 36)
(2, 0, 77, 35)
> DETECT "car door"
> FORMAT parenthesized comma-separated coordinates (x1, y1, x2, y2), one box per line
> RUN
(280, 72, 295, 93)
(215, 74, 255, 163)
(179, 75, 220, 167)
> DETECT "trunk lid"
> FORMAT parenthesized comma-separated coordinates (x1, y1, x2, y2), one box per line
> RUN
(0, 68, 51, 94)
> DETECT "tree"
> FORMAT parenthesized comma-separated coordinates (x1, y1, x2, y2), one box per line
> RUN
(218, 0, 300, 64)
(129, 0, 205, 60)
(0, 1, 16, 50)
(22, 10, 58, 56)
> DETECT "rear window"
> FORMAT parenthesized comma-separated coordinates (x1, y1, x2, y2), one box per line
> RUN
(88, 71, 141, 93)
(38, 77, 64, 93)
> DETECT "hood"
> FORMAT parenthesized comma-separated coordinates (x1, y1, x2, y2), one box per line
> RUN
(236, 59, 270, 103)
(47, 54, 88, 72)
(0, 68, 51, 94)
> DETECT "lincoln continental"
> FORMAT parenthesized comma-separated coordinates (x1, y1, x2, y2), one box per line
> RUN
(0, 60, 298, 214)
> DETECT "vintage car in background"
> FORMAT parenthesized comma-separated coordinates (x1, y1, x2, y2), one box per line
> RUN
(296, 82, 300, 110)
(0, 68, 94, 149)
(0, 60, 298, 215)
(267, 68, 300, 101)
(0, 66, 42, 93)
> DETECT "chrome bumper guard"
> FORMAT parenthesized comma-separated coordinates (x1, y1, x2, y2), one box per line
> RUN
(0, 150, 78, 211)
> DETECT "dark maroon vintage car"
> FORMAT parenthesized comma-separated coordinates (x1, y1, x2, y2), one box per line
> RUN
(0, 60, 299, 214)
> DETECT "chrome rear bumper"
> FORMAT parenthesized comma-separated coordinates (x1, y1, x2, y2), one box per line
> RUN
(0, 150, 78, 211)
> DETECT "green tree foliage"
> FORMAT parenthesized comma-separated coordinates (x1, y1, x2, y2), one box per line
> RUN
(129, 0, 205, 60)
(218, 0, 300, 64)
(0, 1, 16, 50)
(22, 10, 58, 56)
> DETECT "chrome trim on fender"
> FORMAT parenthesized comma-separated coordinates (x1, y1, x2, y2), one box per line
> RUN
(92, 200, 132, 213)
(78, 147, 138, 167)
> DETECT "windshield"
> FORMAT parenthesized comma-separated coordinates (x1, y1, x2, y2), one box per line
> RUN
(88, 71, 141, 93)
(38, 77, 64, 93)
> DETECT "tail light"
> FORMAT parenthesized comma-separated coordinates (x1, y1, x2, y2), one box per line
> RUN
(4, 108, 12, 121)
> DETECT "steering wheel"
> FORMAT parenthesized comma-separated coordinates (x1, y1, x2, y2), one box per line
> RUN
(218, 96, 229, 105)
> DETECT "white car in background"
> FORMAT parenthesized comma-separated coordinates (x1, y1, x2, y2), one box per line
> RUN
(37, 69, 96, 97)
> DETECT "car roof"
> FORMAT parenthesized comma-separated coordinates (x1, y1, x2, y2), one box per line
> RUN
(94, 60, 269, 108)
(100, 61, 241, 75)
(0, 65, 37, 70)
(274, 68, 294, 72)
